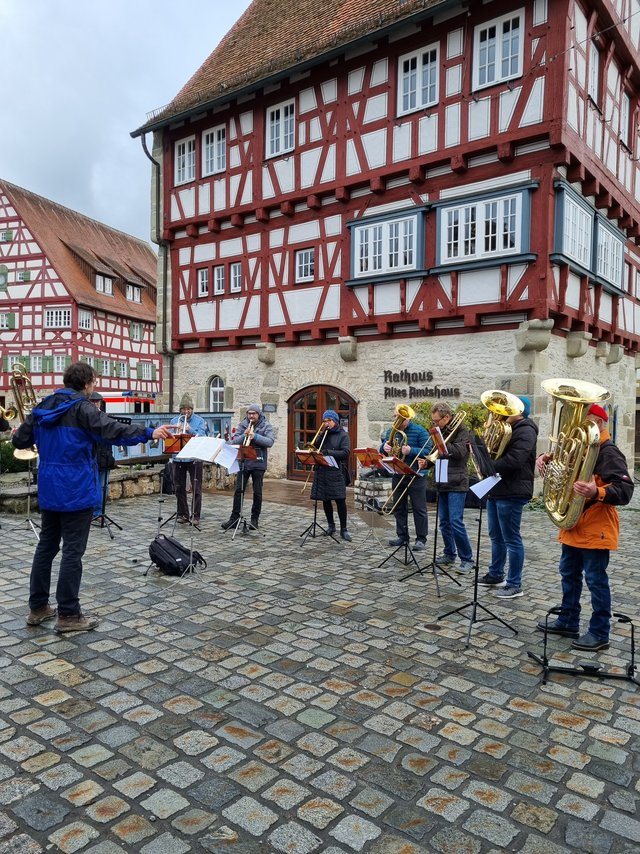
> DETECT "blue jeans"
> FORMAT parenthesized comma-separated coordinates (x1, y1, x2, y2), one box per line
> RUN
(29, 508, 94, 616)
(557, 545, 611, 640)
(438, 490, 473, 562)
(487, 497, 528, 588)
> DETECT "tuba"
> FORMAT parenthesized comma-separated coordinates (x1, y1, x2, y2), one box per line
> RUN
(540, 378, 610, 530)
(10, 363, 39, 461)
(386, 404, 415, 458)
(480, 390, 524, 459)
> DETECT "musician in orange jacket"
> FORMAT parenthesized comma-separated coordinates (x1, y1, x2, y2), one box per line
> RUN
(536, 404, 633, 651)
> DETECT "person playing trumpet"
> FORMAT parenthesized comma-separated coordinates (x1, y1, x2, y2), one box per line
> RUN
(310, 409, 352, 541)
(380, 404, 430, 551)
(222, 403, 274, 530)
(170, 393, 208, 526)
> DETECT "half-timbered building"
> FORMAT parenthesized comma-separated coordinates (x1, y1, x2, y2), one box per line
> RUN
(0, 181, 162, 413)
(133, 0, 640, 477)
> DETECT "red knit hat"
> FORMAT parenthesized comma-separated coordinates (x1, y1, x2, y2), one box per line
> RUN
(588, 404, 609, 422)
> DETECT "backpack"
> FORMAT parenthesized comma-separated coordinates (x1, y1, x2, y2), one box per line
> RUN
(147, 534, 207, 577)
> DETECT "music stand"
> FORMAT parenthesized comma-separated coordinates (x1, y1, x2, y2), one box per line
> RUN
(438, 437, 517, 647)
(408, 472, 461, 592)
(297, 449, 340, 546)
(161, 430, 192, 530)
(528, 609, 640, 687)
(376, 455, 424, 574)
(10, 455, 40, 539)
(353, 448, 390, 552)
(92, 466, 121, 539)
(225, 444, 259, 540)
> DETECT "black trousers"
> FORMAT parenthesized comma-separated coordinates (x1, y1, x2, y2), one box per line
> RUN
(392, 473, 428, 542)
(323, 499, 347, 529)
(29, 508, 94, 616)
(232, 469, 265, 521)
(174, 460, 203, 520)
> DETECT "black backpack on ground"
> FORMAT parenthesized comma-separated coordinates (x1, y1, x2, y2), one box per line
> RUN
(148, 534, 206, 576)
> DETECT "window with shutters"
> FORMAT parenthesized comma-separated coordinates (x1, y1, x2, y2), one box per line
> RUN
(53, 355, 67, 373)
(130, 322, 143, 341)
(140, 361, 153, 380)
(30, 355, 43, 373)
(17, 270, 31, 282)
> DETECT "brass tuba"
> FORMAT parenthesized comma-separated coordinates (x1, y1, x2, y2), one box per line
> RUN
(540, 378, 610, 530)
(386, 404, 415, 458)
(10, 363, 39, 460)
(480, 390, 525, 459)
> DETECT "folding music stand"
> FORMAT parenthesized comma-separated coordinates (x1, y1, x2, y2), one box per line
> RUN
(408, 470, 461, 593)
(297, 449, 340, 546)
(225, 444, 259, 540)
(92, 467, 121, 540)
(10, 455, 40, 539)
(377, 455, 424, 574)
(437, 437, 517, 647)
(353, 448, 390, 552)
(161, 430, 192, 531)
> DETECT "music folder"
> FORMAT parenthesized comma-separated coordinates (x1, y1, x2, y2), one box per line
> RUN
(354, 447, 386, 469)
(380, 455, 416, 476)
(295, 449, 331, 467)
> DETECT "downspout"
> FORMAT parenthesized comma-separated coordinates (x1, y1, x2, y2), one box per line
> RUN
(140, 132, 174, 412)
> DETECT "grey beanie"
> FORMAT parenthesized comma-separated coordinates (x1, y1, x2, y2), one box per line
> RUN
(179, 393, 194, 410)
(246, 403, 262, 415)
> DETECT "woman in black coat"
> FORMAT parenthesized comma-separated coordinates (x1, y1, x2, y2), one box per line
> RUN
(310, 409, 352, 541)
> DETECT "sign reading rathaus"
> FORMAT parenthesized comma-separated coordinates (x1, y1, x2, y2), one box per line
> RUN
(383, 370, 461, 401)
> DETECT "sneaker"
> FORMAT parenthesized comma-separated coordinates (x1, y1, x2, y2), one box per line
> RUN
(535, 619, 579, 639)
(479, 573, 506, 587)
(55, 612, 100, 634)
(454, 561, 474, 574)
(413, 539, 426, 552)
(495, 585, 524, 599)
(221, 518, 239, 530)
(388, 537, 407, 546)
(26, 605, 56, 626)
(571, 632, 609, 651)
(340, 529, 352, 542)
(192, 517, 200, 526)
(435, 553, 455, 566)
(177, 516, 189, 524)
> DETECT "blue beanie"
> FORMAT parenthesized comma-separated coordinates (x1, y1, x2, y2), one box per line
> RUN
(323, 409, 340, 424)
(518, 396, 531, 418)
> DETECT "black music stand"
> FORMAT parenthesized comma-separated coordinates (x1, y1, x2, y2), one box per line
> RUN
(297, 449, 340, 547)
(353, 448, 390, 553)
(92, 467, 121, 539)
(145, 498, 200, 578)
(161, 431, 191, 531)
(10, 455, 40, 539)
(438, 439, 517, 647)
(225, 444, 259, 540)
(528, 609, 640, 687)
(408, 477, 461, 593)
(377, 456, 423, 574)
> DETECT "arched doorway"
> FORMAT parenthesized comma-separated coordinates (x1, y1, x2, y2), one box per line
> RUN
(287, 385, 358, 482)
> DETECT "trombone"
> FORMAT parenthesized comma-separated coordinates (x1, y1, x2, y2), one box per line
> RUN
(299, 422, 328, 494)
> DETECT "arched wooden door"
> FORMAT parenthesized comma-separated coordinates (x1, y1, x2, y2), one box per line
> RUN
(287, 385, 358, 482)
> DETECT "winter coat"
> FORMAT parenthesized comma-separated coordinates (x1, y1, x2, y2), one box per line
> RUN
(559, 431, 634, 550)
(13, 388, 157, 512)
(231, 413, 274, 472)
(437, 420, 471, 492)
(380, 419, 431, 467)
(310, 427, 350, 501)
(490, 416, 539, 500)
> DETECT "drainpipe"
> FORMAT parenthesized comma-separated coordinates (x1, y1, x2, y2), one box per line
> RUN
(139, 132, 174, 412)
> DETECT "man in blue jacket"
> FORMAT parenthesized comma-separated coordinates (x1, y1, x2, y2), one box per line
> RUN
(13, 362, 172, 633)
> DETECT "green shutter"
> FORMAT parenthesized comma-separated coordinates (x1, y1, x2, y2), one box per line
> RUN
(7, 313, 16, 330)
(136, 363, 143, 380)
(127, 363, 131, 378)
(2, 357, 8, 372)
(43, 356, 53, 372)
(151, 364, 157, 381)
(65, 355, 72, 368)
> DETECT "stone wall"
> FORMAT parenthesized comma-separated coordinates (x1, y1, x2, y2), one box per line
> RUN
(164, 322, 637, 477)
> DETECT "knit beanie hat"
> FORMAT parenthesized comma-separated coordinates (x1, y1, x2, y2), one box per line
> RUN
(588, 403, 608, 422)
(179, 393, 194, 410)
(518, 396, 531, 418)
(247, 403, 262, 416)
(323, 409, 340, 424)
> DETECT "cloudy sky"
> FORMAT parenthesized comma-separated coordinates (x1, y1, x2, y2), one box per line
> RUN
(0, 0, 252, 242)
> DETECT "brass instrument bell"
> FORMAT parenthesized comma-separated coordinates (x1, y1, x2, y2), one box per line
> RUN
(480, 389, 524, 460)
(10, 363, 39, 460)
(386, 403, 415, 458)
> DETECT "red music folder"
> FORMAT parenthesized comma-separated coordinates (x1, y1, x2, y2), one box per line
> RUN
(380, 455, 415, 476)
(354, 447, 386, 469)
(164, 433, 192, 455)
(237, 444, 258, 461)
(296, 449, 331, 467)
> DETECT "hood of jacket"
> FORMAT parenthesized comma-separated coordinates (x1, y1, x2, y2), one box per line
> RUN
(32, 389, 86, 426)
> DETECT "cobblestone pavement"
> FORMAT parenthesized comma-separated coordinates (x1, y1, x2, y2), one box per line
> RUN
(0, 485, 639, 854)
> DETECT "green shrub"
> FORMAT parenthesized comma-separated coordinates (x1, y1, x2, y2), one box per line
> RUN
(412, 400, 487, 435)
(0, 439, 30, 473)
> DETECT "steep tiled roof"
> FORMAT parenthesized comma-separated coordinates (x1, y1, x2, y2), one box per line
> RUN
(0, 181, 157, 323)
(136, 0, 445, 132)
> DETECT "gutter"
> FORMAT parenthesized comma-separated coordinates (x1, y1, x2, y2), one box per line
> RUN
(139, 133, 174, 411)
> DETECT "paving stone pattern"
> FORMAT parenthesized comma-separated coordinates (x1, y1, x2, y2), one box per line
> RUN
(0, 487, 639, 852)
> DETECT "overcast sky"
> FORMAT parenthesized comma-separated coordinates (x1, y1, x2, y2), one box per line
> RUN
(0, 0, 252, 243)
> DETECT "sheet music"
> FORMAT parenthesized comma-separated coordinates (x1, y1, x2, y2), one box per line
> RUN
(323, 455, 338, 468)
(176, 436, 240, 473)
(470, 474, 501, 499)
(435, 459, 448, 484)
(216, 442, 240, 474)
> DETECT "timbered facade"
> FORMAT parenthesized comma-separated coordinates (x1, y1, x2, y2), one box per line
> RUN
(0, 181, 162, 412)
(134, 0, 640, 475)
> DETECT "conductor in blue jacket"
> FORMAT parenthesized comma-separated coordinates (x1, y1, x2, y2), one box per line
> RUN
(13, 362, 172, 634)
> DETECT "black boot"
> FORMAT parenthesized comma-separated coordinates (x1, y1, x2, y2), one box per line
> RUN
(324, 523, 336, 536)
(340, 529, 352, 542)
(221, 517, 239, 530)
(249, 517, 259, 530)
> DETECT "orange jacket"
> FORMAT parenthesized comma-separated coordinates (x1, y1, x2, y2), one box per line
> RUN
(559, 430, 634, 550)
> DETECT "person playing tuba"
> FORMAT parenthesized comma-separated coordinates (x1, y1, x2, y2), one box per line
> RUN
(380, 403, 430, 551)
(535, 403, 633, 651)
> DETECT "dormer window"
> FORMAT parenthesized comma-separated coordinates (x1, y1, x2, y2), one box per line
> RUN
(126, 284, 142, 303)
(96, 274, 113, 295)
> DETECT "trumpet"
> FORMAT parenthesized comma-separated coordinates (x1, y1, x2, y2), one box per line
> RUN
(243, 424, 255, 446)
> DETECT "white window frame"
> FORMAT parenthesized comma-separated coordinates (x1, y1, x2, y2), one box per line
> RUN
(398, 44, 439, 115)
(174, 136, 196, 185)
(118, 361, 128, 379)
(78, 309, 92, 331)
(596, 221, 624, 288)
(562, 195, 592, 269)
(126, 284, 142, 303)
(96, 274, 113, 295)
(0, 313, 9, 329)
(588, 41, 601, 105)
(353, 214, 418, 278)
(130, 322, 143, 341)
(53, 355, 67, 373)
(473, 9, 524, 91)
(197, 268, 209, 298)
(140, 361, 153, 381)
(17, 270, 31, 282)
(209, 376, 224, 412)
(267, 99, 295, 158)
(202, 124, 226, 175)
(295, 248, 315, 283)
(439, 194, 522, 264)
(30, 355, 43, 373)
(44, 308, 71, 328)
(101, 359, 110, 376)
(230, 262, 242, 293)
(213, 265, 225, 295)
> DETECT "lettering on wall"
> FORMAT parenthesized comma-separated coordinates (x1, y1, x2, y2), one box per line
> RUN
(383, 369, 460, 400)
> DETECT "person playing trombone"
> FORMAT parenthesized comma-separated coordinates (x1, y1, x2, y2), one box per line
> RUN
(222, 403, 274, 530)
(380, 404, 430, 551)
(310, 409, 352, 541)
